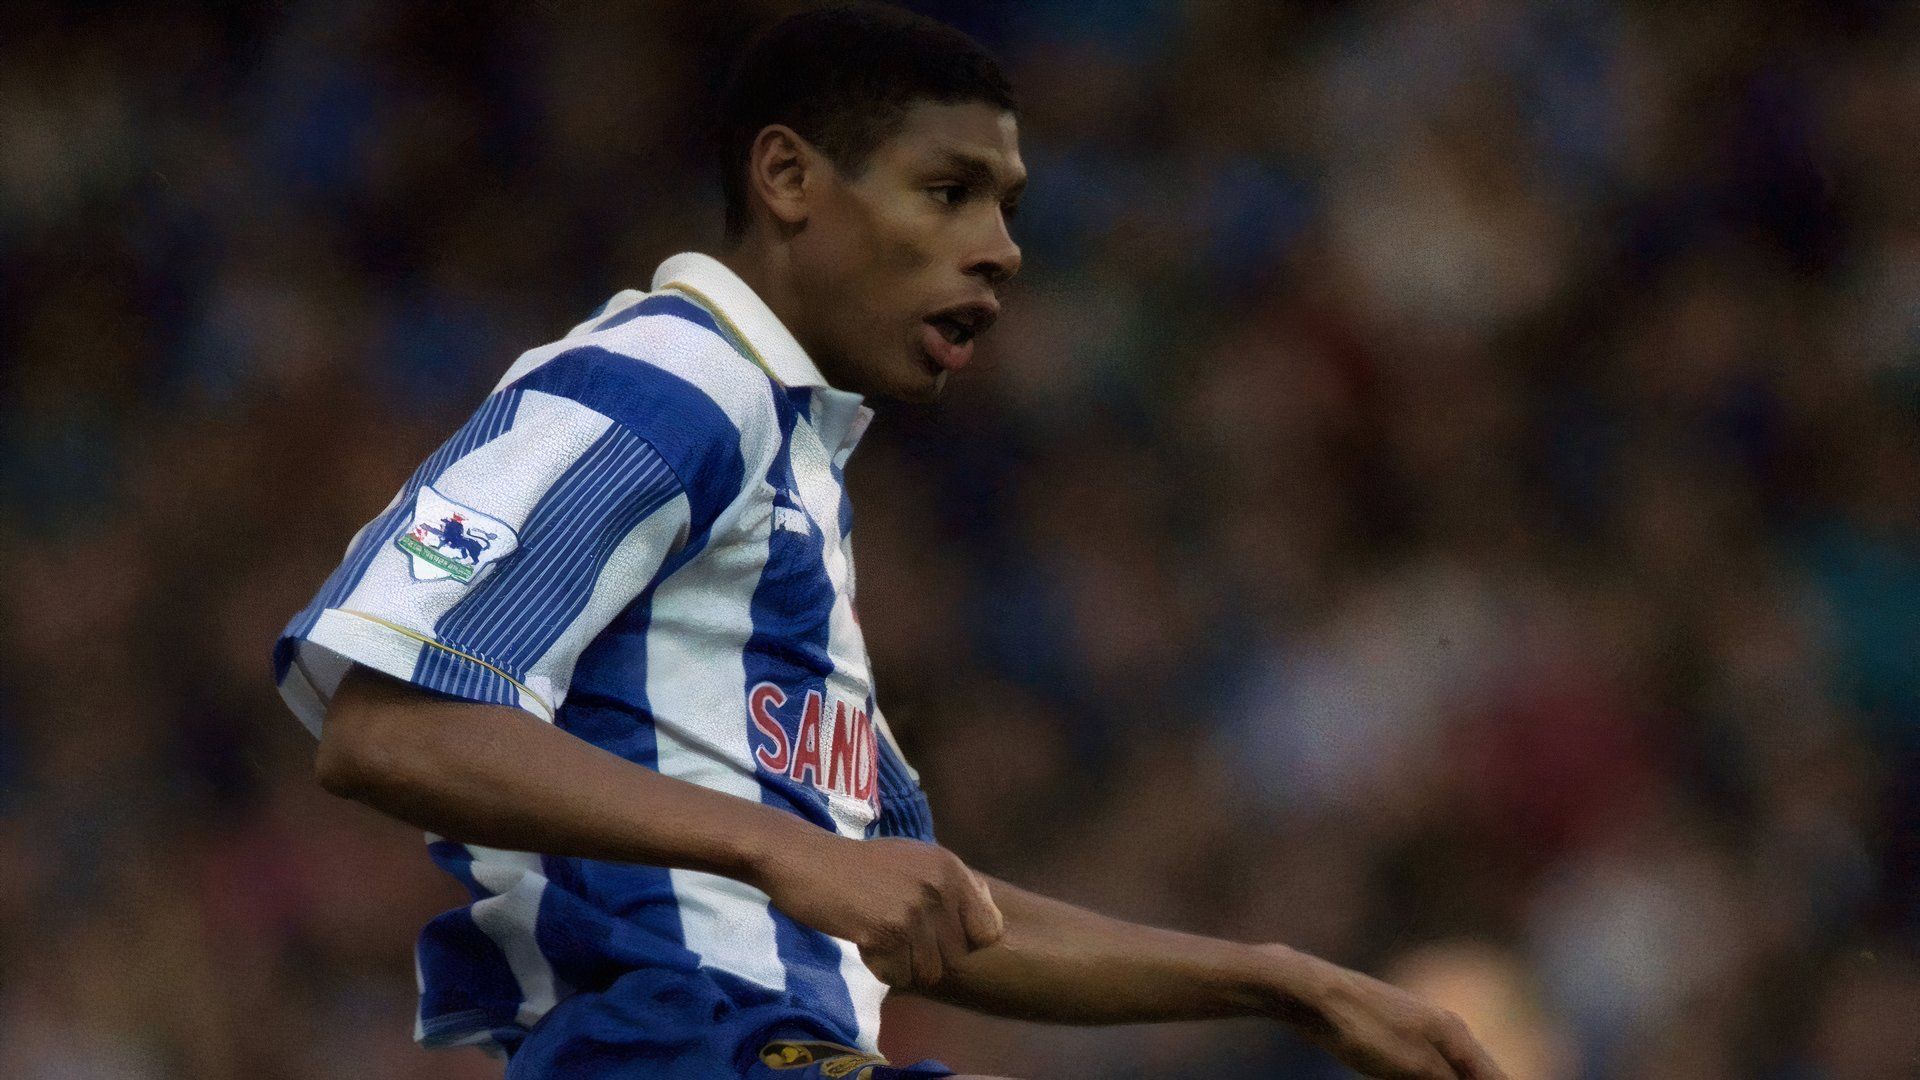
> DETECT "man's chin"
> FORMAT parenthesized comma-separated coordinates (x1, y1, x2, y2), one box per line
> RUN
(879, 360, 948, 404)
(908, 367, 951, 403)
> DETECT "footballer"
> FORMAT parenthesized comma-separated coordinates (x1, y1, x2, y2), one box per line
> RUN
(271, 5, 1508, 1078)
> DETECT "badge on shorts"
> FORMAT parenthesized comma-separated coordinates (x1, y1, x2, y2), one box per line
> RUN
(393, 486, 518, 584)
(759, 1040, 888, 1077)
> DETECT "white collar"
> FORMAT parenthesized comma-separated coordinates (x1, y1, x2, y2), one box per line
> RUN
(651, 251, 835, 390)
(650, 251, 872, 458)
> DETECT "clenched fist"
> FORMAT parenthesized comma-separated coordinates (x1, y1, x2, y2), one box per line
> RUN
(751, 833, 1003, 991)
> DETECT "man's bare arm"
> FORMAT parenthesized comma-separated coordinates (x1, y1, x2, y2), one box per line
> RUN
(318, 667, 1501, 1077)
(921, 876, 1510, 1080)
(322, 664, 800, 871)
(316, 665, 1002, 989)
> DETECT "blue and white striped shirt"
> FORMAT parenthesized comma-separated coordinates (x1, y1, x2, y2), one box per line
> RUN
(273, 252, 934, 1054)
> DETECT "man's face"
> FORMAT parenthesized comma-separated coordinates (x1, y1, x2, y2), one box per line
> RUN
(788, 101, 1025, 403)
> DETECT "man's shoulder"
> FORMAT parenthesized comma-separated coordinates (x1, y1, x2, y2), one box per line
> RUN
(486, 290, 788, 522)
(504, 292, 782, 443)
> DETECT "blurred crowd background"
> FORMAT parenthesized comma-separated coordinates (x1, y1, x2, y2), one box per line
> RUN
(3, 0, 1919, 1077)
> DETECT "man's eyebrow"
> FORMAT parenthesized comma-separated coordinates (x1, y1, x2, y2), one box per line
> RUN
(931, 148, 1026, 198)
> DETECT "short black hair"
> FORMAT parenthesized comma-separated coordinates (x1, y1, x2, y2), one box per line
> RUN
(715, 3, 1017, 238)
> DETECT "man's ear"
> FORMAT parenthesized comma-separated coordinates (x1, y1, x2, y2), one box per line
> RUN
(746, 124, 823, 232)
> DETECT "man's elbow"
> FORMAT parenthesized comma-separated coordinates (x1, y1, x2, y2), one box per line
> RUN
(314, 666, 441, 802)
(315, 724, 390, 800)
(315, 702, 422, 803)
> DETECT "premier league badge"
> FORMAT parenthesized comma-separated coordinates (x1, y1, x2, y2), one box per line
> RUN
(394, 486, 519, 584)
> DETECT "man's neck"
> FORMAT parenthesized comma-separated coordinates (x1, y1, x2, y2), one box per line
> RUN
(712, 237, 858, 397)
(716, 242, 805, 352)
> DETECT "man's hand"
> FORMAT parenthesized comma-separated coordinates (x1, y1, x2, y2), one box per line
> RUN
(750, 833, 1004, 991)
(1267, 946, 1510, 1080)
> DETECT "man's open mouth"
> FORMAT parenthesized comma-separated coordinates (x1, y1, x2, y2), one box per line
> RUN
(924, 303, 997, 347)
(920, 300, 999, 375)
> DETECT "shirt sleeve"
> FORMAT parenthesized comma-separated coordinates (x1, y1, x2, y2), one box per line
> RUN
(273, 386, 693, 733)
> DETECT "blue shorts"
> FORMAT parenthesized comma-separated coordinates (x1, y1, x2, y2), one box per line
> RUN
(503, 966, 954, 1080)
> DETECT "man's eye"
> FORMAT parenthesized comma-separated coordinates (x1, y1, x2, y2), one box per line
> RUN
(931, 184, 968, 205)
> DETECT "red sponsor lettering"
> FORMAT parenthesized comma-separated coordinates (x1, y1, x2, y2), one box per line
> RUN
(828, 700, 858, 795)
(854, 709, 877, 802)
(749, 682, 790, 773)
(751, 681, 881, 808)
(788, 690, 825, 786)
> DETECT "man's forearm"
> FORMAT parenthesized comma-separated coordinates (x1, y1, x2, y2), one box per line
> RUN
(319, 666, 1011, 995)
(318, 668, 1505, 1076)
(922, 876, 1329, 1026)
(318, 665, 814, 883)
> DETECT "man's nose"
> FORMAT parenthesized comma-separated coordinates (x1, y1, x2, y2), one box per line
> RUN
(967, 218, 1022, 288)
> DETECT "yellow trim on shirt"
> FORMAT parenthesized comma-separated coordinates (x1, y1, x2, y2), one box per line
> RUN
(656, 280, 782, 384)
(337, 608, 554, 720)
